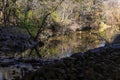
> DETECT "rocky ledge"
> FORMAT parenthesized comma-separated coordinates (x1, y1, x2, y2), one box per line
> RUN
(22, 45, 120, 80)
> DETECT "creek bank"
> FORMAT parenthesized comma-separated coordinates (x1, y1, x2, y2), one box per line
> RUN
(0, 44, 120, 80)
(22, 44, 120, 80)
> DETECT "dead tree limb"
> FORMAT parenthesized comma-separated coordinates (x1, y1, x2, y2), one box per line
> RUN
(34, 0, 64, 41)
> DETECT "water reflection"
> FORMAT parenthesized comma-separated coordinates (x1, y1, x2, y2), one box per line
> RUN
(0, 30, 120, 80)
(40, 31, 103, 59)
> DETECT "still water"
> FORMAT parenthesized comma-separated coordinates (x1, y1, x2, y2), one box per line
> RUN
(40, 32, 104, 59)
(0, 31, 106, 80)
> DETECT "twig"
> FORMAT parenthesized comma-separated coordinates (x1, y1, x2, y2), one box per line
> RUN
(34, 0, 64, 41)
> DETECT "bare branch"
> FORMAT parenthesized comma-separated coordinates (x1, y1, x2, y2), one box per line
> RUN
(34, 0, 64, 41)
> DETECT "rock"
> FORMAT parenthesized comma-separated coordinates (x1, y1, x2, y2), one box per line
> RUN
(0, 26, 41, 56)
(22, 46, 120, 80)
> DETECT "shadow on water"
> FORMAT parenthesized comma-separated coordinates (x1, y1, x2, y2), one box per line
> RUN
(110, 34, 120, 44)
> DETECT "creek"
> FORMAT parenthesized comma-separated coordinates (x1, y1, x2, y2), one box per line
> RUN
(0, 31, 114, 80)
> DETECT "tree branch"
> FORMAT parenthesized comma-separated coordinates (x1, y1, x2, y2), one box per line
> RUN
(34, 0, 64, 41)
